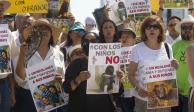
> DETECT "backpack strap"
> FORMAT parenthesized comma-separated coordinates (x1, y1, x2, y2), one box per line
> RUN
(164, 43, 170, 59)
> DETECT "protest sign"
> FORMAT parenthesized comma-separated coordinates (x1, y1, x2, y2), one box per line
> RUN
(164, 0, 188, 9)
(26, 60, 67, 112)
(87, 43, 121, 94)
(128, 13, 151, 37)
(138, 60, 178, 109)
(125, 0, 151, 15)
(0, 24, 12, 78)
(108, 0, 128, 25)
(120, 46, 134, 97)
(150, 0, 159, 13)
(48, 19, 70, 33)
(47, 0, 71, 19)
(5, 0, 48, 14)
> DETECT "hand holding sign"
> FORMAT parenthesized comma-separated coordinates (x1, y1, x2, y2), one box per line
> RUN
(77, 71, 91, 82)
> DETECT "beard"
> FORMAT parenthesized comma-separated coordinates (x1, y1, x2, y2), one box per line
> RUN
(181, 31, 193, 41)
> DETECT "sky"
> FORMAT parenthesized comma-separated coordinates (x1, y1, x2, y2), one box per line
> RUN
(70, 0, 101, 25)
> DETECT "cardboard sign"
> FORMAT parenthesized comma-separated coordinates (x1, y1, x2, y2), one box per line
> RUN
(5, 0, 48, 14)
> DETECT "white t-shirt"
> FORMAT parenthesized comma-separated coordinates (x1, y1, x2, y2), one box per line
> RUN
(13, 46, 65, 89)
(165, 32, 181, 46)
(130, 42, 173, 101)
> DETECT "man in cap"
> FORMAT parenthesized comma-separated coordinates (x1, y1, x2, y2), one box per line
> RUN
(0, 1, 17, 112)
(172, 15, 194, 112)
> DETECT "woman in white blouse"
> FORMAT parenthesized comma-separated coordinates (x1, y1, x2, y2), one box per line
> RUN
(15, 18, 65, 112)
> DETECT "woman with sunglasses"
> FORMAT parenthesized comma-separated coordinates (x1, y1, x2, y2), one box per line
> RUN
(128, 15, 178, 112)
(15, 18, 65, 112)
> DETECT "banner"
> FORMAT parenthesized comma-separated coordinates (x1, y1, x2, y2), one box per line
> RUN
(5, 0, 48, 14)
(164, 0, 188, 9)
(26, 60, 67, 112)
(87, 43, 121, 94)
(138, 60, 178, 109)
(0, 24, 12, 78)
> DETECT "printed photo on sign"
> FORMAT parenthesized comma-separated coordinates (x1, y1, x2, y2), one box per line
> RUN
(164, 0, 188, 9)
(87, 65, 120, 94)
(33, 81, 66, 112)
(147, 79, 178, 109)
(108, 0, 127, 25)
(47, 0, 71, 19)
(26, 60, 66, 112)
(0, 24, 12, 78)
(138, 60, 178, 109)
(48, 18, 70, 32)
(0, 46, 11, 75)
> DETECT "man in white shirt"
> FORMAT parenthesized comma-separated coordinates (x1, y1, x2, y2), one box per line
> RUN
(165, 16, 182, 45)
(11, 14, 36, 112)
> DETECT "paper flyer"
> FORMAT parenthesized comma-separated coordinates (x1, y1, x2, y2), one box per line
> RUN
(138, 60, 178, 109)
(87, 43, 121, 94)
(0, 24, 12, 78)
(26, 60, 67, 112)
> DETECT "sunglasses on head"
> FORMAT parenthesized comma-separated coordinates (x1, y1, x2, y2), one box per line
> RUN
(181, 24, 193, 30)
(145, 24, 160, 30)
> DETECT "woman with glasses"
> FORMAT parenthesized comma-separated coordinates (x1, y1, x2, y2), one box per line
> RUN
(128, 15, 178, 112)
(15, 18, 65, 112)
(64, 22, 85, 65)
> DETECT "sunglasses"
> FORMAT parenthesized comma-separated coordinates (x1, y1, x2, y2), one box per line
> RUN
(181, 24, 193, 30)
(145, 24, 160, 30)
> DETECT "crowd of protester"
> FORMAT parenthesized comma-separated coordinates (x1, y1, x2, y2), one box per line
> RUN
(0, 0, 194, 112)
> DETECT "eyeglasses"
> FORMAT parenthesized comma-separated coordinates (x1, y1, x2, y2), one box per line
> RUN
(181, 24, 193, 30)
(145, 24, 160, 30)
